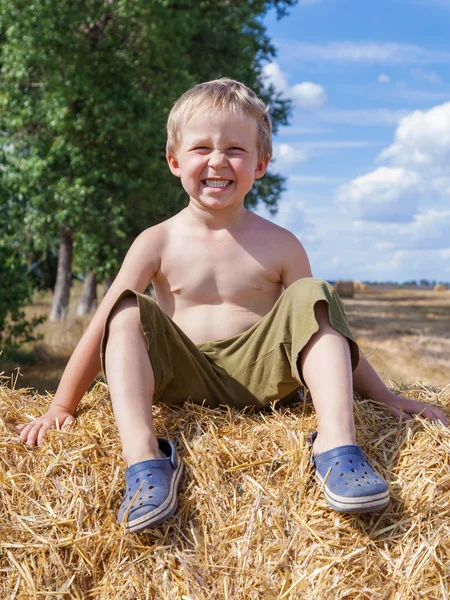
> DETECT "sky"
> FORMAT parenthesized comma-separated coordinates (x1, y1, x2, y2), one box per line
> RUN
(258, 0, 450, 282)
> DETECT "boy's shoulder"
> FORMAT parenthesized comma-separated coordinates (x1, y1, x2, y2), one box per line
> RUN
(245, 210, 306, 246)
(136, 213, 180, 243)
(244, 212, 312, 282)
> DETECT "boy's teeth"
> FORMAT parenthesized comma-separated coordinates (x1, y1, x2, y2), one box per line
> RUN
(204, 179, 231, 188)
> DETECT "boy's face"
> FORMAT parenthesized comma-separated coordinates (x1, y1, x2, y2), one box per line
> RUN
(167, 109, 269, 212)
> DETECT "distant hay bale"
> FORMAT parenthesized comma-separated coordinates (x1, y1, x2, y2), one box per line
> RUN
(354, 281, 370, 293)
(2, 379, 450, 598)
(434, 284, 448, 292)
(334, 280, 355, 298)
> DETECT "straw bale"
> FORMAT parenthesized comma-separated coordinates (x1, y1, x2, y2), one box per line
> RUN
(1, 375, 450, 599)
(354, 281, 370, 293)
(334, 280, 355, 298)
(434, 284, 448, 292)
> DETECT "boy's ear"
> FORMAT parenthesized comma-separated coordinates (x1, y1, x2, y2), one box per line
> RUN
(254, 156, 270, 180)
(167, 153, 181, 178)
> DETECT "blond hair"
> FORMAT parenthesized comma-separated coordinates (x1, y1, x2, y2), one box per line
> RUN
(166, 78, 272, 160)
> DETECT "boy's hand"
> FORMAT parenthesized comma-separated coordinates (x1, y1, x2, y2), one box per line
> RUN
(382, 392, 449, 426)
(16, 405, 76, 447)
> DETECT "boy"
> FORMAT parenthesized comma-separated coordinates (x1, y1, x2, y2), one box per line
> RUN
(17, 79, 448, 533)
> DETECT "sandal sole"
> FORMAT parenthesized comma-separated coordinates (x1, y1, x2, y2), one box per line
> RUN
(315, 470, 390, 513)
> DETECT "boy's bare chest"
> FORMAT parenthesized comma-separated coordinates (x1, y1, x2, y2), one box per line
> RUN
(154, 235, 282, 307)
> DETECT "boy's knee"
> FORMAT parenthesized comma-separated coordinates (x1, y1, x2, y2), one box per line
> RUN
(108, 295, 139, 331)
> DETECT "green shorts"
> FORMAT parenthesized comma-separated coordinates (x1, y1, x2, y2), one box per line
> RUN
(100, 278, 359, 410)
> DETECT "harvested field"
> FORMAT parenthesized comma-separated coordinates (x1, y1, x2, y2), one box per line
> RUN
(7, 284, 450, 393)
(1, 284, 450, 598)
(344, 286, 450, 388)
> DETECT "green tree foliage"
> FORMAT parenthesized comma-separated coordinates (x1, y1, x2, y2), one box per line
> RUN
(0, 197, 44, 360)
(0, 0, 296, 316)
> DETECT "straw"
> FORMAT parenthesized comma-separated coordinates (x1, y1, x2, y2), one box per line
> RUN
(1, 379, 449, 599)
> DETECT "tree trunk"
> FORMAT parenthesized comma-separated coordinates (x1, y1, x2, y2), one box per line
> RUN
(76, 270, 97, 316)
(50, 226, 73, 321)
(103, 275, 115, 298)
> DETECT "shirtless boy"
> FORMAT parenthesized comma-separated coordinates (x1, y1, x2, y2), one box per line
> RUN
(17, 79, 449, 533)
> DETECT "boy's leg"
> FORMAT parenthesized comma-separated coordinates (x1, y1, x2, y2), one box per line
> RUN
(104, 296, 164, 465)
(300, 300, 356, 455)
(104, 295, 186, 533)
(206, 278, 389, 512)
(101, 289, 243, 531)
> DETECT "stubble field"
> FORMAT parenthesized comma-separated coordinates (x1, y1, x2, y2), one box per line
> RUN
(344, 285, 450, 390)
(7, 283, 450, 393)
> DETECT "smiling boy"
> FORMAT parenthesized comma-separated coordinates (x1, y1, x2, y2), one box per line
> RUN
(17, 79, 448, 533)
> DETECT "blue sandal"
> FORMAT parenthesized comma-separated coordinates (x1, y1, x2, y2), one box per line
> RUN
(309, 432, 390, 513)
(118, 438, 184, 532)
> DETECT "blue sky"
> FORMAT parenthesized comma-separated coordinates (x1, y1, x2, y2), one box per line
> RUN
(258, 0, 450, 282)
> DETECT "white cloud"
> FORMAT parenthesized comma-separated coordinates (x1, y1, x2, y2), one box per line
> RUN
(430, 176, 450, 197)
(298, 140, 381, 149)
(289, 175, 346, 184)
(335, 101, 450, 236)
(378, 73, 391, 84)
(378, 102, 450, 171)
(255, 193, 318, 245)
(272, 143, 308, 171)
(279, 41, 450, 64)
(316, 107, 409, 126)
(271, 141, 376, 174)
(405, 209, 450, 250)
(263, 62, 289, 93)
(275, 140, 380, 164)
(277, 126, 333, 136)
(412, 69, 443, 84)
(263, 61, 327, 110)
(373, 248, 450, 278)
(337, 166, 421, 222)
(304, 209, 450, 280)
(290, 82, 327, 109)
(351, 209, 450, 251)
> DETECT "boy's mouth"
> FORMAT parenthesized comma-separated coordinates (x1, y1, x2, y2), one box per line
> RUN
(202, 179, 232, 188)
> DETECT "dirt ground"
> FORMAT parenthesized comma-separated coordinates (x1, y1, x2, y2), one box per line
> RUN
(4, 284, 450, 392)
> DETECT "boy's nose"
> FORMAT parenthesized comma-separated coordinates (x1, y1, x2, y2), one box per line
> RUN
(208, 151, 227, 168)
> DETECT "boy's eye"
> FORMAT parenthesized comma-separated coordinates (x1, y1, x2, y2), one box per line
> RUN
(193, 146, 210, 151)
(228, 147, 245, 153)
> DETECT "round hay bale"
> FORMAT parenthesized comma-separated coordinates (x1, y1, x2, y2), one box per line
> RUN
(334, 280, 355, 298)
(354, 281, 370, 293)
(434, 284, 447, 292)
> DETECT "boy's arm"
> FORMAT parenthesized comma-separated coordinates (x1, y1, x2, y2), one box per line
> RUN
(352, 353, 449, 424)
(278, 230, 313, 286)
(17, 227, 165, 445)
(279, 231, 449, 425)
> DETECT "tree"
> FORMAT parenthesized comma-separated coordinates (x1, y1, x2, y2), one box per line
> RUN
(0, 0, 296, 321)
(0, 186, 44, 360)
(76, 270, 97, 316)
